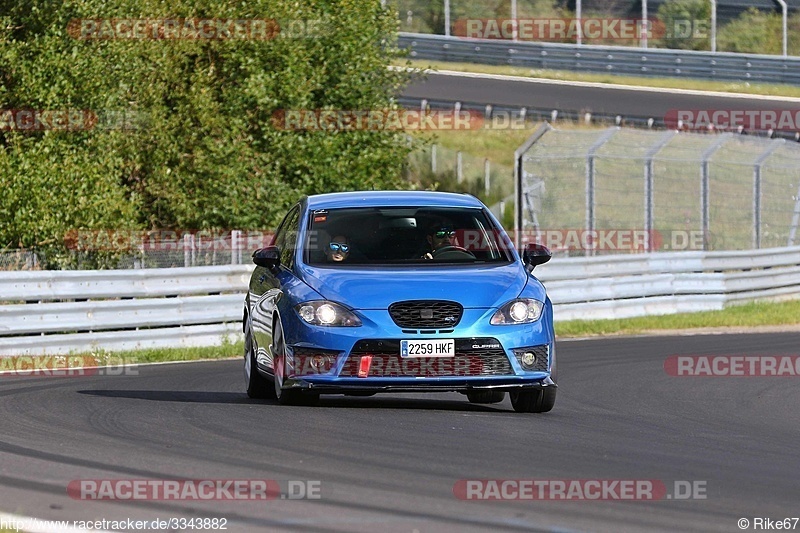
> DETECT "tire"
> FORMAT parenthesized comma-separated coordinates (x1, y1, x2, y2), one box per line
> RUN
(466, 390, 505, 404)
(244, 318, 275, 399)
(510, 387, 556, 413)
(272, 318, 319, 406)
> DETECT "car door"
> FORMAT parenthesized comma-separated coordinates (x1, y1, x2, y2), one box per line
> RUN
(251, 204, 301, 372)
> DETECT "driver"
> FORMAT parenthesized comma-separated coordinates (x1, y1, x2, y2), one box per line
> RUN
(422, 224, 457, 260)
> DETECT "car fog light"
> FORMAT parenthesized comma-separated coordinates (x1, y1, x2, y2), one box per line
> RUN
(521, 352, 536, 367)
(310, 355, 327, 371)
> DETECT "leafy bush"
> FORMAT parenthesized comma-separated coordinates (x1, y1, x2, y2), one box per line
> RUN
(0, 0, 412, 267)
(717, 7, 800, 56)
(654, 0, 710, 50)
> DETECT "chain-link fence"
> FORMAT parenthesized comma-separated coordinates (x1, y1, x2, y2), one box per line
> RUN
(406, 142, 514, 224)
(2, 231, 274, 271)
(517, 125, 800, 255)
(0, 250, 43, 271)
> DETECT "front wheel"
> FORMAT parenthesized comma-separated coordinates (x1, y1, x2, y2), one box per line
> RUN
(510, 387, 556, 413)
(244, 319, 275, 399)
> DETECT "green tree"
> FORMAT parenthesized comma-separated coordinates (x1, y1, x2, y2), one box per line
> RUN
(655, 0, 711, 51)
(0, 0, 413, 267)
(717, 8, 800, 55)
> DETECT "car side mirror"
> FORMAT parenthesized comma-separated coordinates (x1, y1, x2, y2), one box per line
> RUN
(253, 246, 280, 269)
(522, 243, 551, 271)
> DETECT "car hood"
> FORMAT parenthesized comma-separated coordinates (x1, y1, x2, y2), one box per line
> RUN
(298, 262, 532, 309)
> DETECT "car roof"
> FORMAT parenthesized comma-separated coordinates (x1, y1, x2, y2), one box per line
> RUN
(305, 190, 485, 210)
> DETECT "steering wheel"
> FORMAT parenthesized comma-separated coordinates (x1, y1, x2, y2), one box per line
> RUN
(432, 245, 476, 260)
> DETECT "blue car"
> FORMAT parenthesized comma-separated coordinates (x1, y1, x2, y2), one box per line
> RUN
(243, 191, 556, 413)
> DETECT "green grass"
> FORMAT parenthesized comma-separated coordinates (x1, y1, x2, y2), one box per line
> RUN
(400, 59, 800, 98)
(73, 340, 243, 366)
(556, 300, 800, 338)
(411, 123, 552, 168)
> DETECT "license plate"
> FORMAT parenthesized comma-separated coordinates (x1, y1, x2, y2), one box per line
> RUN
(400, 339, 455, 358)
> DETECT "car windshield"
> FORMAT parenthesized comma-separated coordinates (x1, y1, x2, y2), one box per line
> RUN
(304, 206, 513, 266)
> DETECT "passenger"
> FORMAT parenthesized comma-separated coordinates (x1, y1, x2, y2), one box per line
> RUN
(325, 235, 350, 262)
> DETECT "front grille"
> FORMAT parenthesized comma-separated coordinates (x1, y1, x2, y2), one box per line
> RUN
(388, 300, 463, 328)
(513, 345, 550, 372)
(340, 338, 513, 378)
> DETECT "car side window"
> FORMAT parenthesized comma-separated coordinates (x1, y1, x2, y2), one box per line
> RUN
(275, 205, 300, 269)
(272, 208, 292, 248)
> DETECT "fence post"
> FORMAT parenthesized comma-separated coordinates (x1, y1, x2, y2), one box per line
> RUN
(183, 234, 192, 267)
(710, 0, 717, 53)
(231, 230, 241, 265)
(644, 131, 677, 252)
(514, 123, 554, 251)
(444, 0, 450, 37)
(484, 158, 491, 195)
(700, 134, 731, 251)
(789, 182, 800, 246)
(586, 128, 619, 256)
(753, 140, 783, 249)
(431, 144, 437, 173)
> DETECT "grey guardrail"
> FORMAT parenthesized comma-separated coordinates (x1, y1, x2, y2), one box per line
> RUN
(1, 247, 799, 356)
(0, 265, 253, 357)
(399, 32, 800, 84)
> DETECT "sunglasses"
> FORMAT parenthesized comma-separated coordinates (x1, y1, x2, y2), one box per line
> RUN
(433, 230, 456, 239)
(329, 242, 350, 253)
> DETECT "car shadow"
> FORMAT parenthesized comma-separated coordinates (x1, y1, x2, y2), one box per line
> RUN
(77, 389, 511, 412)
(78, 389, 254, 404)
(315, 395, 509, 412)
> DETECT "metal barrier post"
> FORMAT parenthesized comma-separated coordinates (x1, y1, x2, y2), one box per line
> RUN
(644, 131, 678, 252)
(789, 182, 800, 246)
(444, 0, 450, 37)
(586, 128, 619, 256)
(514, 123, 553, 250)
(700, 134, 731, 251)
(484, 158, 491, 195)
(753, 140, 783, 248)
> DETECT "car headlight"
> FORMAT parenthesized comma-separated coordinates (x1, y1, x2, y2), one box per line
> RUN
(490, 298, 544, 325)
(295, 301, 362, 327)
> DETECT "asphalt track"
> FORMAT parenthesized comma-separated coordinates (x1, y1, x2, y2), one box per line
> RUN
(1, 332, 799, 532)
(401, 71, 800, 119)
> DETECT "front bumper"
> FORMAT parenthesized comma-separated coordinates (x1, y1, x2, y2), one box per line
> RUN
(278, 305, 556, 395)
(284, 377, 557, 395)
(283, 338, 554, 394)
